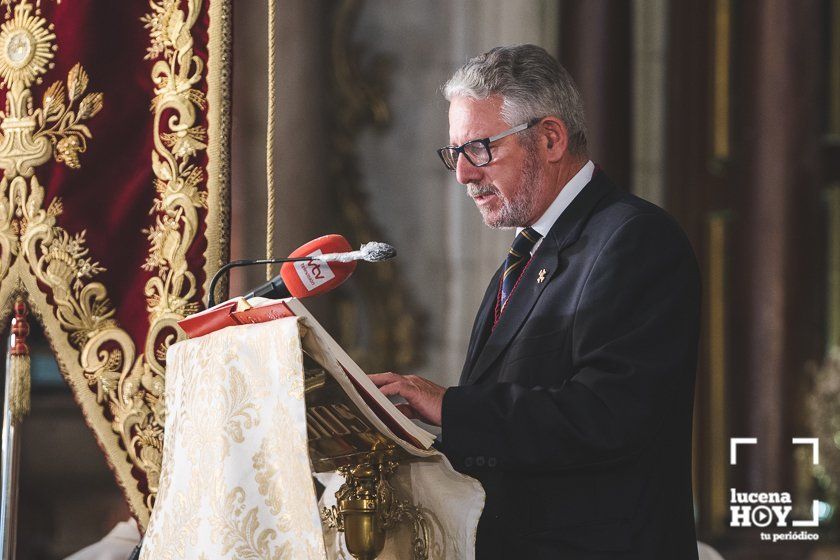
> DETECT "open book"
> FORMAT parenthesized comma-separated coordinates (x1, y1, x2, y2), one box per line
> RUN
(177, 297, 436, 466)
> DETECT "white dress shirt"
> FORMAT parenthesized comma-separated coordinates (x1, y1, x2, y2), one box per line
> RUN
(516, 159, 595, 254)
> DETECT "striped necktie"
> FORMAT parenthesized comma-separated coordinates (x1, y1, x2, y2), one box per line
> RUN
(500, 227, 542, 311)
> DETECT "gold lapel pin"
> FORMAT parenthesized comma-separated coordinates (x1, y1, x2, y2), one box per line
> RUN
(537, 269, 547, 283)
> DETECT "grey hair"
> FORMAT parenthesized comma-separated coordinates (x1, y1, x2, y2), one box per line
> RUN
(443, 44, 588, 156)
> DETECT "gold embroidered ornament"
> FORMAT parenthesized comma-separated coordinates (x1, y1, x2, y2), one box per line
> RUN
(0, 0, 117, 448)
(0, 0, 55, 88)
(0, 0, 144, 525)
(0, 0, 229, 528)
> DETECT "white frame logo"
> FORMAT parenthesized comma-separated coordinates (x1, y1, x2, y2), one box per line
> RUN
(729, 437, 821, 536)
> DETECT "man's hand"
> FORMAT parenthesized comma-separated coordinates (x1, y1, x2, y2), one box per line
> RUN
(368, 373, 446, 427)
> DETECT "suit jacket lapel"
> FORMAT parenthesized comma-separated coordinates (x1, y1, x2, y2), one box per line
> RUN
(458, 265, 502, 385)
(463, 173, 615, 385)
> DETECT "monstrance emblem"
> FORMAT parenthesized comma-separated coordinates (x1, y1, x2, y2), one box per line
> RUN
(0, 0, 103, 179)
(0, 0, 55, 88)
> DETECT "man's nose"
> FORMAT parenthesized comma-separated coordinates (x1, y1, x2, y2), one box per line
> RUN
(455, 153, 483, 185)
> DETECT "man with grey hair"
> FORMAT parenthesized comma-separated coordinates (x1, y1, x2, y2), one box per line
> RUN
(372, 44, 700, 559)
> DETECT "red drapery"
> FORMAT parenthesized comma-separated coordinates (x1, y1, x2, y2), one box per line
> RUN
(0, 0, 230, 525)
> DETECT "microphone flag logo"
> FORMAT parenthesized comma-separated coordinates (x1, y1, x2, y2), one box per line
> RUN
(294, 249, 336, 290)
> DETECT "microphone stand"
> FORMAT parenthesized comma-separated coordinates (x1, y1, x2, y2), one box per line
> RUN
(206, 257, 316, 307)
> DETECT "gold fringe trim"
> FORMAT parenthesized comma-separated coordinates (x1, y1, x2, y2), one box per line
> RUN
(8, 353, 30, 425)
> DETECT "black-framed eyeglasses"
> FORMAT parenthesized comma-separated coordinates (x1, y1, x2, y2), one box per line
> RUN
(437, 118, 539, 171)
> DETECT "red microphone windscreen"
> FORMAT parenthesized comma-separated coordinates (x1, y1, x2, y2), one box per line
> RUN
(280, 234, 357, 298)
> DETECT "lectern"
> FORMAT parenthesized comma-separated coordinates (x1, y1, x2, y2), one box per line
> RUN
(141, 299, 484, 559)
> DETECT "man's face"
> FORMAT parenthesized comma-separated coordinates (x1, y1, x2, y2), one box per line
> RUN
(448, 95, 544, 228)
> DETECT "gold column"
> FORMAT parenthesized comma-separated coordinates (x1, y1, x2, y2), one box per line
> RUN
(827, 1, 840, 349)
(706, 211, 731, 535)
(827, 187, 840, 348)
(711, 0, 731, 162)
(829, 0, 840, 138)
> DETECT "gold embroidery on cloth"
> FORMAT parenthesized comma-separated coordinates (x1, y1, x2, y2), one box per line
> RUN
(143, 321, 328, 559)
(211, 484, 291, 560)
(142, 465, 202, 560)
(0, 0, 168, 520)
(179, 343, 262, 465)
(0, 0, 156, 524)
(0, 0, 220, 525)
(137, 0, 209, 495)
(253, 434, 320, 554)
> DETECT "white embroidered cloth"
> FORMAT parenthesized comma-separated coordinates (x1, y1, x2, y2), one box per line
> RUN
(142, 317, 484, 559)
(142, 318, 326, 559)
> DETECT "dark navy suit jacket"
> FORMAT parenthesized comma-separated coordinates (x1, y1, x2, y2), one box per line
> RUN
(439, 171, 701, 560)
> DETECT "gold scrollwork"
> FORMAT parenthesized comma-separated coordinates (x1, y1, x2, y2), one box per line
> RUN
(0, 1, 114, 375)
(0, 0, 221, 525)
(0, 0, 171, 517)
(142, 0, 207, 367)
(0, 0, 163, 519)
(129, 0, 209, 510)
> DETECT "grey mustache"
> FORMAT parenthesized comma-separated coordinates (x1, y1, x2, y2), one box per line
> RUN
(468, 184, 497, 197)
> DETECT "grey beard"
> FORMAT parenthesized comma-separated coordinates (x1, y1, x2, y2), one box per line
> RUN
(470, 150, 542, 229)
(486, 193, 534, 229)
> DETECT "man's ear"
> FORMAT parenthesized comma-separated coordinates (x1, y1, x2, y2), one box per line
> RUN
(540, 117, 568, 163)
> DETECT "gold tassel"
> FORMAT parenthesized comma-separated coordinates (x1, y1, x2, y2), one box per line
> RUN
(8, 353, 30, 425)
(8, 297, 30, 425)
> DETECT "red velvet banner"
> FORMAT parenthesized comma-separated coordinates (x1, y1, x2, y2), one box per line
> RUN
(0, 0, 230, 525)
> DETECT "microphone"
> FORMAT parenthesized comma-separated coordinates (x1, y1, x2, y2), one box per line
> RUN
(245, 235, 357, 300)
(317, 241, 397, 263)
(206, 235, 396, 307)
